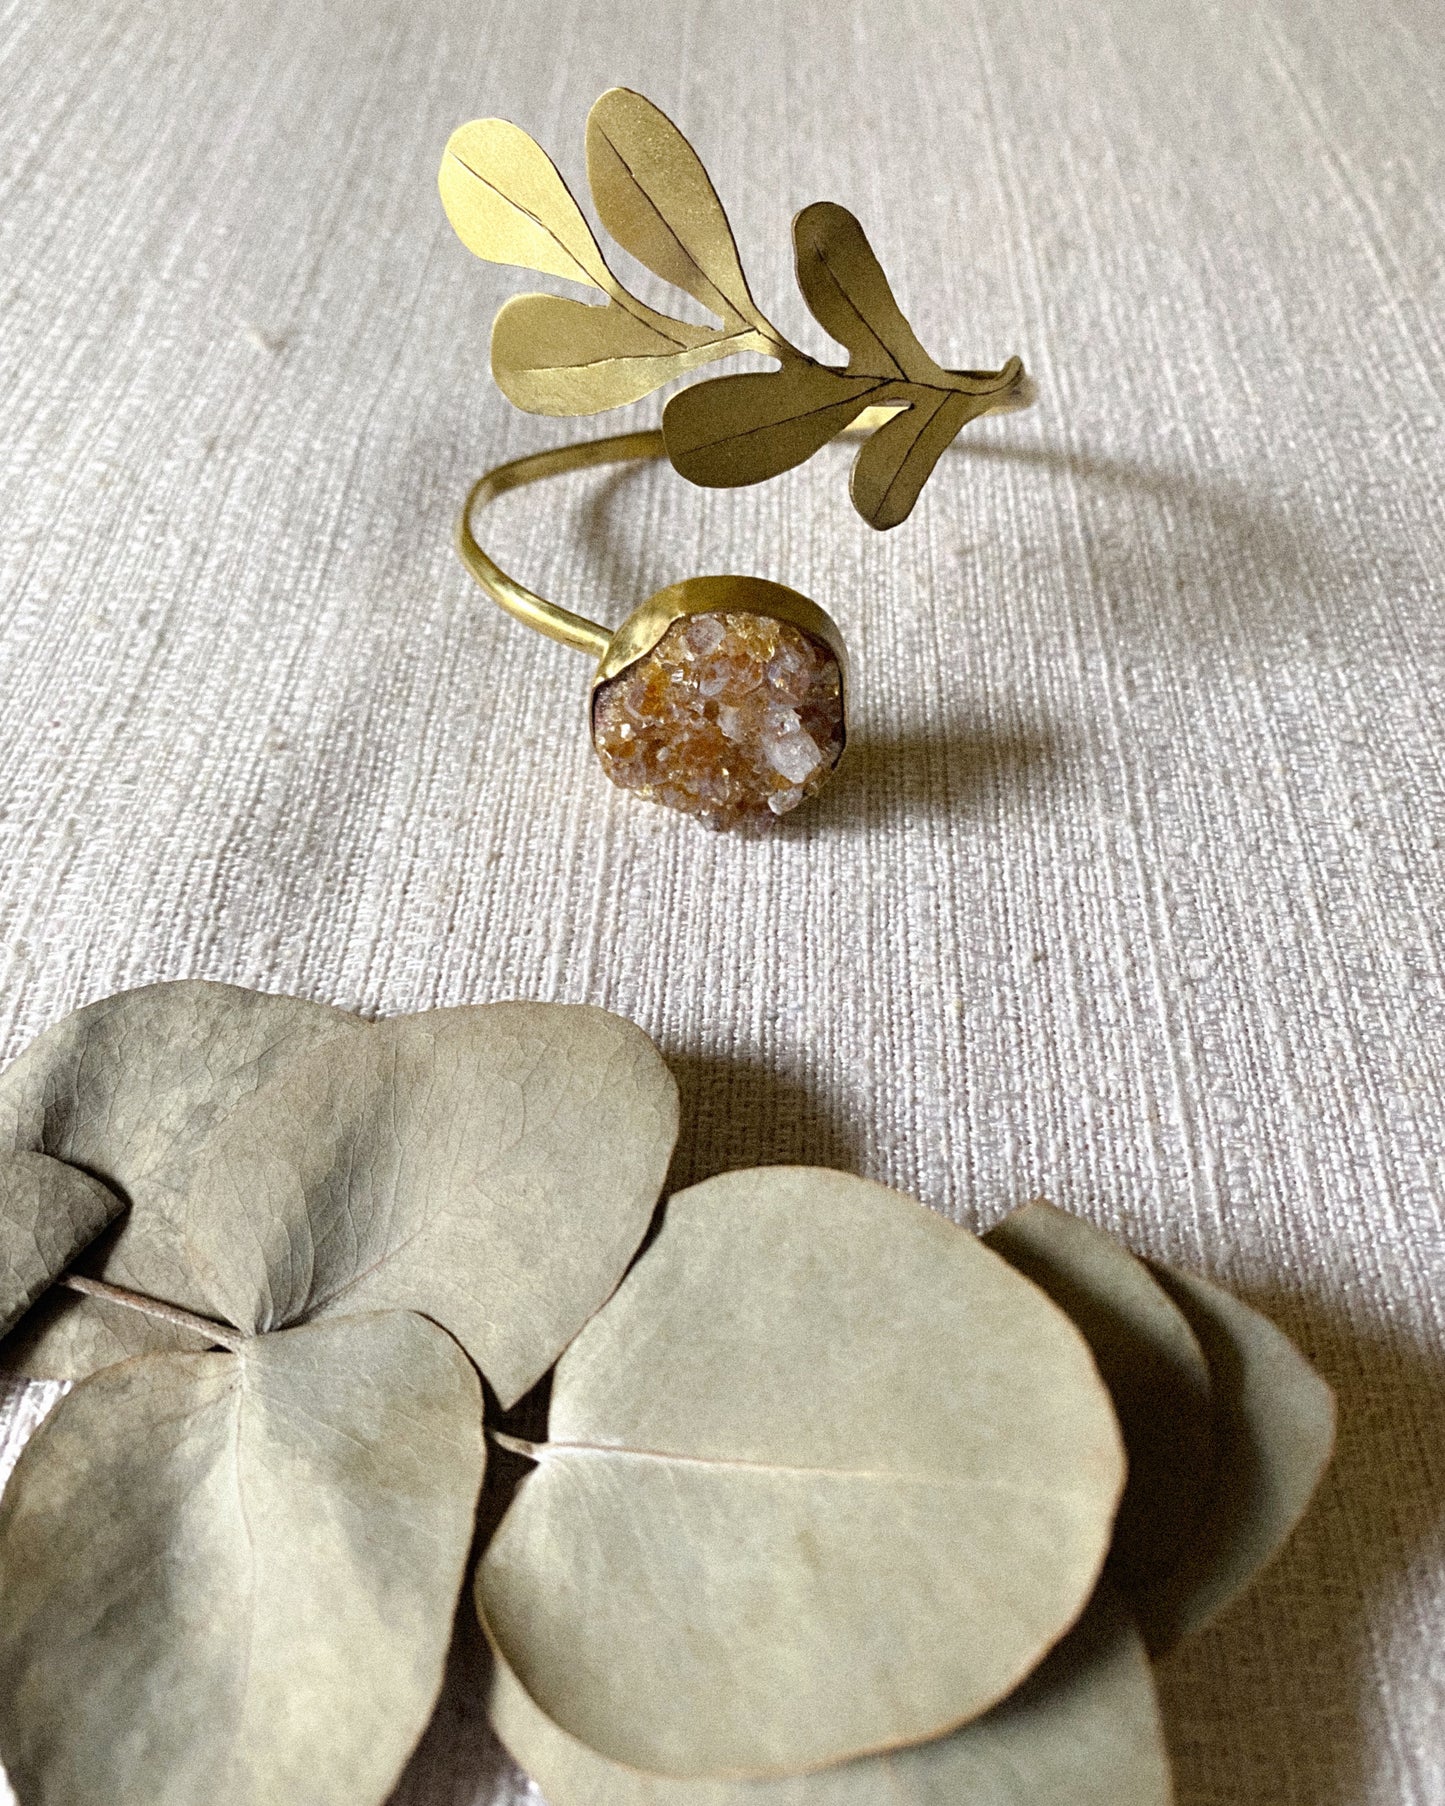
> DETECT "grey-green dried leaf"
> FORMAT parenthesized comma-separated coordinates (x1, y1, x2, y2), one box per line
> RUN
(0, 1285, 209, 1379)
(478, 1166, 1125, 1780)
(792, 202, 941, 383)
(983, 1200, 1216, 1597)
(492, 292, 729, 415)
(0, 981, 679, 1404)
(663, 364, 884, 490)
(439, 118, 616, 291)
(1136, 1262, 1336, 1653)
(489, 1585, 1170, 1806)
(0, 1310, 484, 1806)
(0, 1154, 120, 1337)
(0, 979, 352, 1330)
(586, 88, 762, 331)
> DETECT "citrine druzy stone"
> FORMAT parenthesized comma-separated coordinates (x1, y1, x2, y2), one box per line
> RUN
(591, 611, 845, 830)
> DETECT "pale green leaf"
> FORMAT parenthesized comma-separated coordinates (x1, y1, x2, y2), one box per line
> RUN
(0, 1153, 120, 1337)
(0, 1284, 210, 1378)
(0, 1310, 484, 1806)
(983, 1199, 1216, 1597)
(0, 981, 678, 1405)
(0, 981, 352, 1352)
(478, 1166, 1125, 1779)
(1137, 1262, 1336, 1652)
(663, 364, 884, 490)
(492, 292, 730, 416)
(439, 118, 615, 291)
(586, 88, 762, 330)
(488, 1585, 1170, 1806)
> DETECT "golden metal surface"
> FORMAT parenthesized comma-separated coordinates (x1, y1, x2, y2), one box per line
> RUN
(440, 89, 1033, 528)
(592, 576, 846, 693)
(457, 419, 893, 678)
(456, 427, 854, 820)
(456, 431, 668, 659)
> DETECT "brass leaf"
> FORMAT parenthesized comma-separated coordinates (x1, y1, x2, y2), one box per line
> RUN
(663, 364, 884, 489)
(586, 88, 771, 338)
(847, 393, 972, 530)
(491, 292, 732, 417)
(792, 201, 942, 382)
(440, 95, 1032, 527)
(439, 118, 615, 292)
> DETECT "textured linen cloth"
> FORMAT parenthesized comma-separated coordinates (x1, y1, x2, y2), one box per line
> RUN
(1, 0, 1442, 1800)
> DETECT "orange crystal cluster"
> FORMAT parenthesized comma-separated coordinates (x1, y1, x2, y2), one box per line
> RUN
(591, 611, 844, 830)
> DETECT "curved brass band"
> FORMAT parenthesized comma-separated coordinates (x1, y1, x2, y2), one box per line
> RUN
(456, 429, 670, 659)
(456, 410, 924, 655)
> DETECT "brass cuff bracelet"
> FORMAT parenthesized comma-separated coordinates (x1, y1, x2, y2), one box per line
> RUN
(457, 405, 1029, 833)
(443, 86, 1034, 829)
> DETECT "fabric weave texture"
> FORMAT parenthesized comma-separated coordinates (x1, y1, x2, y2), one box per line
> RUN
(0, 0, 1441, 1801)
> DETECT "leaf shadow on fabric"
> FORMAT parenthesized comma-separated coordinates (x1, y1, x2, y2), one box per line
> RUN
(663, 1051, 861, 1193)
(1155, 1285, 1445, 1806)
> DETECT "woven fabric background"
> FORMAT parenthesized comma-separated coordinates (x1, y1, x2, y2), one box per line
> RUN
(1, 0, 1442, 1800)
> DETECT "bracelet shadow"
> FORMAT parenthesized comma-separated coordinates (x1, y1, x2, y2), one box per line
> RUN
(802, 721, 1061, 833)
(563, 426, 1330, 655)
(545, 424, 1340, 836)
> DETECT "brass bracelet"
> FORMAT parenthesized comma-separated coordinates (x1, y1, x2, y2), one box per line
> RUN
(455, 419, 903, 834)
(445, 86, 1036, 830)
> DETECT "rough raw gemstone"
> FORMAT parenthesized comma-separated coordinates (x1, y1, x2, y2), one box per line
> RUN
(592, 611, 844, 830)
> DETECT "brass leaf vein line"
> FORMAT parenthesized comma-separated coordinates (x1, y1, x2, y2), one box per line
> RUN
(813, 244, 906, 379)
(594, 126, 742, 328)
(678, 379, 891, 455)
(446, 152, 691, 352)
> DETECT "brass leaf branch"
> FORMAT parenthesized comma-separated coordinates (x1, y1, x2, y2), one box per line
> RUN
(439, 88, 1032, 529)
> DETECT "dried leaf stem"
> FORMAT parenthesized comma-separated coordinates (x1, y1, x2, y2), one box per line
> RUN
(58, 1273, 248, 1353)
(490, 1430, 541, 1459)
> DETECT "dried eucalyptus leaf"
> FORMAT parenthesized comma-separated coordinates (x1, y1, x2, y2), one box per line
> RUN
(586, 88, 761, 331)
(1135, 1262, 1336, 1653)
(0, 1153, 120, 1336)
(0, 982, 679, 1404)
(492, 292, 729, 415)
(663, 364, 884, 490)
(983, 1199, 1216, 1597)
(478, 1167, 1125, 1780)
(0, 1310, 484, 1806)
(0, 981, 353, 1362)
(489, 1585, 1170, 1806)
(439, 118, 616, 291)
(792, 202, 940, 382)
(0, 1284, 210, 1379)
